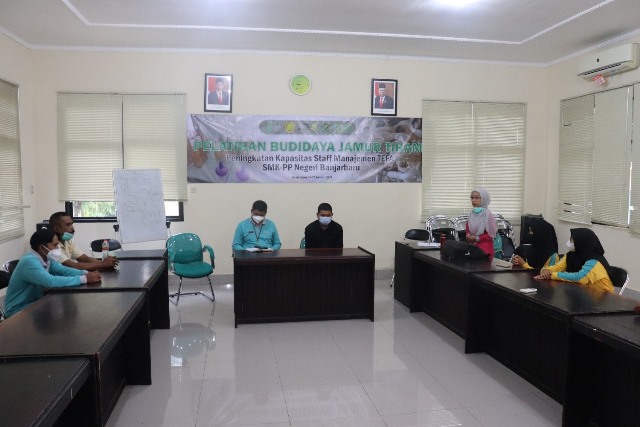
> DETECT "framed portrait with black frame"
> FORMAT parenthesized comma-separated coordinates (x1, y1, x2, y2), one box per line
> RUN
(371, 79, 397, 116)
(204, 73, 233, 113)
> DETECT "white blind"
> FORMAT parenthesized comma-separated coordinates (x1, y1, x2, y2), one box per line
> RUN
(0, 79, 24, 242)
(122, 94, 187, 200)
(421, 100, 525, 222)
(592, 87, 632, 227)
(630, 83, 640, 234)
(58, 93, 187, 202)
(558, 95, 594, 224)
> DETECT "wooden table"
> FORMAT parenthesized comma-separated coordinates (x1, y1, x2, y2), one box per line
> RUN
(466, 272, 637, 404)
(0, 291, 150, 426)
(0, 358, 94, 427)
(393, 241, 439, 311)
(412, 250, 528, 338)
(233, 247, 375, 326)
(116, 249, 167, 260)
(564, 313, 640, 426)
(48, 258, 169, 329)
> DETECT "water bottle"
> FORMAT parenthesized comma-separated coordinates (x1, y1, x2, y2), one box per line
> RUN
(440, 234, 446, 252)
(101, 239, 109, 260)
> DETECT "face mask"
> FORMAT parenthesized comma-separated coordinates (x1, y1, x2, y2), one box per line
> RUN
(473, 207, 484, 214)
(43, 246, 62, 262)
(566, 240, 575, 252)
(61, 232, 73, 241)
(319, 216, 332, 225)
(252, 215, 265, 224)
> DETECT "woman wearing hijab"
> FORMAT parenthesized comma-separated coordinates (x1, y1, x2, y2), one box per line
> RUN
(512, 218, 561, 269)
(534, 228, 614, 293)
(465, 188, 498, 258)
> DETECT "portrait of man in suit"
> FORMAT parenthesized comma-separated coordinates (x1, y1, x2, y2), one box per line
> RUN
(208, 79, 230, 105)
(374, 83, 394, 109)
(372, 79, 397, 116)
(205, 74, 233, 112)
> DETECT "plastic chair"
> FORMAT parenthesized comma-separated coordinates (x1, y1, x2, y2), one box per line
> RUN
(90, 239, 122, 258)
(609, 266, 629, 295)
(451, 215, 469, 241)
(3, 260, 19, 275)
(494, 214, 514, 240)
(425, 215, 456, 243)
(166, 233, 215, 305)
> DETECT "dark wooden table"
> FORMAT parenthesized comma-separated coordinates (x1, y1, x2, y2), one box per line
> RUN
(233, 247, 375, 326)
(466, 271, 638, 404)
(48, 258, 169, 329)
(412, 250, 528, 338)
(564, 313, 640, 426)
(0, 358, 94, 427)
(393, 241, 439, 311)
(116, 249, 167, 260)
(0, 291, 151, 426)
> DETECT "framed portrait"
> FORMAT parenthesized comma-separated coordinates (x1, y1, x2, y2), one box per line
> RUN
(371, 79, 397, 116)
(204, 73, 233, 113)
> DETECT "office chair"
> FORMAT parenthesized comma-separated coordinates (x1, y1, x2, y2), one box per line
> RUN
(166, 233, 215, 305)
(0, 270, 10, 320)
(609, 266, 629, 295)
(451, 215, 469, 241)
(3, 260, 19, 276)
(90, 239, 122, 258)
(425, 215, 456, 243)
(494, 214, 514, 239)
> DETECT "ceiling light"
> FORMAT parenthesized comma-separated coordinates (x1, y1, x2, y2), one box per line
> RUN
(433, 0, 480, 8)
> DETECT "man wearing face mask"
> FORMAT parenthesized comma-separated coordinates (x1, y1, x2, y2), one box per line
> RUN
(232, 200, 282, 250)
(49, 212, 118, 271)
(304, 203, 343, 249)
(4, 229, 101, 318)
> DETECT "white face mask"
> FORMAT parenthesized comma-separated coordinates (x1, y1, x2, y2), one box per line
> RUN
(44, 246, 63, 262)
(566, 240, 575, 252)
(252, 215, 265, 224)
(318, 216, 332, 225)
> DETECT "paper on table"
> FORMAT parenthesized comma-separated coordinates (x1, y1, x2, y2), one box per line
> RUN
(417, 242, 440, 247)
(246, 247, 274, 252)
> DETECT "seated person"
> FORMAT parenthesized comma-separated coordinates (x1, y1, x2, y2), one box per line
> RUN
(4, 229, 101, 318)
(512, 218, 561, 269)
(465, 188, 498, 258)
(304, 202, 343, 248)
(535, 228, 614, 293)
(49, 212, 118, 271)
(232, 200, 282, 250)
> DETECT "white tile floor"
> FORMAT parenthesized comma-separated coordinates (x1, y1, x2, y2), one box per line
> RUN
(106, 278, 563, 427)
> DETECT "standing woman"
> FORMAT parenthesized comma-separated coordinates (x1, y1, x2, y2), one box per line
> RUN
(465, 188, 498, 258)
(535, 228, 614, 293)
(512, 218, 560, 269)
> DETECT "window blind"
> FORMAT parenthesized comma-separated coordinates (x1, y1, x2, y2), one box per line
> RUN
(0, 79, 24, 242)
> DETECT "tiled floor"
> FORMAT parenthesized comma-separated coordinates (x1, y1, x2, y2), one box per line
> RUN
(106, 278, 563, 427)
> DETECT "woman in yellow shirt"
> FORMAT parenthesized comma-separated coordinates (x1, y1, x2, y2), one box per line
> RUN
(534, 228, 614, 293)
(512, 218, 561, 269)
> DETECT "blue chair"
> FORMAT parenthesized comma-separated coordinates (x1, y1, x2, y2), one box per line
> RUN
(166, 233, 215, 305)
(300, 237, 306, 248)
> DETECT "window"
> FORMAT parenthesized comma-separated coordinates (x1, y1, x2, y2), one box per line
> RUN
(0, 79, 24, 242)
(57, 93, 187, 221)
(421, 100, 525, 222)
(559, 86, 632, 228)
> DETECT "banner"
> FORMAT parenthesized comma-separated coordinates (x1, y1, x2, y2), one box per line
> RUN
(187, 115, 422, 183)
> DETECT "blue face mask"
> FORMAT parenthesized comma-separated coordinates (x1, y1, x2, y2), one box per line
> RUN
(318, 216, 332, 225)
(473, 207, 484, 214)
(61, 232, 74, 241)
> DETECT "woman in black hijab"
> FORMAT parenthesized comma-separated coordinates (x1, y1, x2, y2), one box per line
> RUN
(535, 228, 614, 293)
(512, 219, 560, 269)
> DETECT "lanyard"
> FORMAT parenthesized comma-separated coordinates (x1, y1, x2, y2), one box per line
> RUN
(251, 221, 263, 243)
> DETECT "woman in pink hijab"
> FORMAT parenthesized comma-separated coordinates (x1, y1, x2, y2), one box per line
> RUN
(465, 188, 498, 258)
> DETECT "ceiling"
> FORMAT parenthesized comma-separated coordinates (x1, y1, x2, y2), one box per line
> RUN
(1, 0, 640, 65)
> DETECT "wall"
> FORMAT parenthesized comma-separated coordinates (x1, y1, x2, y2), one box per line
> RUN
(2, 34, 549, 276)
(546, 36, 640, 290)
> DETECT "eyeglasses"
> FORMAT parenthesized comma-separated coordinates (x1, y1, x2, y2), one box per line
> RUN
(470, 196, 481, 199)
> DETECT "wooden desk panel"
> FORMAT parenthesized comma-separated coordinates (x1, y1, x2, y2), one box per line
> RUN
(393, 241, 439, 311)
(49, 259, 169, 329)
(116, 249, 167, 260)
(564, 314, 640, 426)
(233, 247, 374, 326)
(0, 358, 94, 427)
(467, 272, 637, 404)
(0, 292, 150, 426)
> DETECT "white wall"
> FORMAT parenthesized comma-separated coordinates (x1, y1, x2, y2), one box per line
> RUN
(2, 34, 551, 277)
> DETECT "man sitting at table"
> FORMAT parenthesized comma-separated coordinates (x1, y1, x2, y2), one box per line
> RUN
(4, 229, 101, 318)
(304, 202, 343, 248)
(232, 200, 282, 250)
(48, 211, 118, 271)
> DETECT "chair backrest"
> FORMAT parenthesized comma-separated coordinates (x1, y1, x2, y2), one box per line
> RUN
(609, 266, 629, 293)
(404, 229, 430, 241)
(90, 239, 122, 253)
(426, 215, 456, 243)
(494, 214, 514, 240)
(3, 259, 19, 275)
(167, 233, 205, 264)
(451, 215, 469, 241)
(0, 270, 10, 290)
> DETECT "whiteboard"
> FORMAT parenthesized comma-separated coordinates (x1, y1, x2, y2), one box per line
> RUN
(113, 169, 167, 244)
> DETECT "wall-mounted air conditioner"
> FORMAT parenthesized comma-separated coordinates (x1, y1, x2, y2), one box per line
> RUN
(577, 43, 640, 79)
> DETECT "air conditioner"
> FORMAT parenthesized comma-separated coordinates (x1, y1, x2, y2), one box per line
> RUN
(577, 43, 640, 79)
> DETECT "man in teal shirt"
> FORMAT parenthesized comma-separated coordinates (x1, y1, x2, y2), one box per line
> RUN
(232, 200, 282, 250)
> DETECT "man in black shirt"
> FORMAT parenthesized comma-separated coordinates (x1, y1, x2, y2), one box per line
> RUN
(304, 203, 343, 248)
